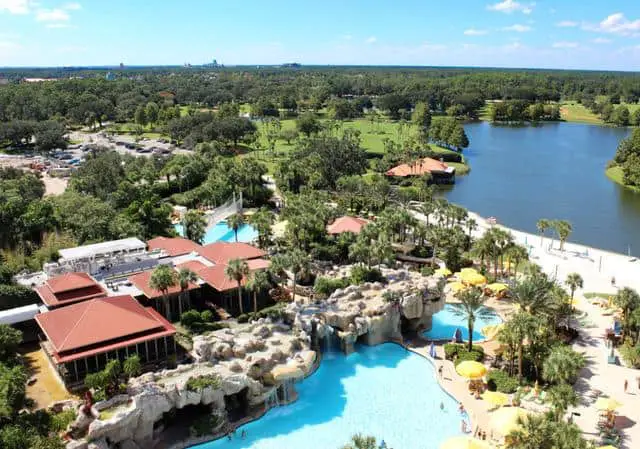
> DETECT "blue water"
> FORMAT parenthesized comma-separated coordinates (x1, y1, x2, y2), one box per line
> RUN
(175, 221, 258, 245)
(423, 304, 503, 342)
(193, 344, 463, 449)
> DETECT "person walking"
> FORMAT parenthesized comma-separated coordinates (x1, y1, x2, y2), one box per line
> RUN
(624, 379, 628, 393)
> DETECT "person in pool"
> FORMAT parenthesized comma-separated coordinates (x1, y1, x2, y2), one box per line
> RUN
(458, 402, 466, 414)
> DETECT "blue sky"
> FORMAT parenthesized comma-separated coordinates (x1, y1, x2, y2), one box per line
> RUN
(1, 0, 640, 70)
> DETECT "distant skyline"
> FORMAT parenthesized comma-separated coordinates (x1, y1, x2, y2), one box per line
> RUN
(1, 0, 640, 70)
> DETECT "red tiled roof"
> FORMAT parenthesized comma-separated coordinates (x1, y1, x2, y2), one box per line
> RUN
(327, 216, 369, 235)
(197, 242, 266, 265)
(36, 272, 106, 308)
(197, 260, 269, 292)
(35, 295, 175, 363)
(128, 269, 198, 299)
(147, 236, 202, 257)
(385, 157, 452, 177)
(175, 260, 208, 273)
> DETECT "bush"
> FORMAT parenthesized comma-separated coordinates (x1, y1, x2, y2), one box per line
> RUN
(0, 284, 39, 312)
(314, 276, 350, 298)
(50, 409, 76, 432)
(237, 313, 250, 323)
(444, 343, 484, 360)
(189, 414, 220, 437)
(619, 340, 640, 368)
(410, 246, 433, 258)
(350, 266, 385, 285)
(200, 310, 214, 323)
(185, 374, 221, 392)
(486, 369, 519, 393)
(420, 266, 435, 277)
(180, 310, 201, 328)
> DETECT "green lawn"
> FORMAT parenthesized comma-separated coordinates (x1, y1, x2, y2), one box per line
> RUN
(606, 165, 640, 193)
(583, 292, 615, 299)
(560, 102, 603, 125)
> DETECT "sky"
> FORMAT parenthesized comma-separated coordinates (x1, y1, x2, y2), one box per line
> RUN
(1, 0, 640, 70)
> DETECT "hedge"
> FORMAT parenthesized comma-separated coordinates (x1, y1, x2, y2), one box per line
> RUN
(486, 369, 519, 393)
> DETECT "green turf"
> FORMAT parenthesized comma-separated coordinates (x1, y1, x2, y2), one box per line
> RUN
(606, 166, 640, 193)
(560, 102, 603, 125)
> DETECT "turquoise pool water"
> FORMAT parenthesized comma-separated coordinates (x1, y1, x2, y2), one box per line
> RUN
(193, 344, 464, 449)
(175, 221, 258, 245)
(423, 304, 503, 342)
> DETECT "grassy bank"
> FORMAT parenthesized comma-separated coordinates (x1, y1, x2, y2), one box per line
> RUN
(560, 102, 603, 125)
(606, 166, 640, 193)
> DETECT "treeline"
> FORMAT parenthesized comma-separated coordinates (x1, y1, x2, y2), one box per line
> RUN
(489, 101, 561, 123)
(164, 111, 256, 149)
(611, 128, 640, 188)
(429, 118, 469, 151)
(583, 96, 640, 127)
(0, 120, 67, 151)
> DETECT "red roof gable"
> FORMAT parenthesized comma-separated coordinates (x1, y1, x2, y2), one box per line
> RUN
(197, 242, 266, 265)
(128, 269, 199, 299)
(327, 216, 369, 235)
(385, 157, 452, 177)
(36, 272, 106, 308)
(147, 236, 202, 257)
(197, 259, 270, 292)
(175, 260, 208, 273)
(35, 295, 175, 362)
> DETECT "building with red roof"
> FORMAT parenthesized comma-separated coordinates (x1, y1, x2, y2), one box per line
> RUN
(147, 236, 203, 257)
(35, 295, 176, 387)
(197, 242, 266, 265)
(327, 216, 369, 235)
(35, 272, 106, 309)
(127, 268, 199, 321)
(385, 157, 455, 182)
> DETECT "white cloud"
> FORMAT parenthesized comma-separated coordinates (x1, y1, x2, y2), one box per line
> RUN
(63, 2, 81, 10)
(592, 37, 612, 44)
(365, 36, 377, 44)
(36, 8, 70, 22)
(46, 22, 73, 28)
(487, 0, 534, 14)
(464, 28, 488, 36)
(584, 13, 640, 36)
(0, 0, 30, 14)
(552, 41, 579, 48)
(556, 20, 577, 28)
(502, 24, 532, 32)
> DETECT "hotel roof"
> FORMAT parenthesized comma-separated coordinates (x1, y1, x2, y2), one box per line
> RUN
(197, 258, 270, 292)
(35, 295, 175, 363)
(58, 237, 146, 262)
(197, 242, 266, 265)
(36, 272, 107, 308)
(128, 268, 199, 299)
(327, 216, 369, 235)
(147, 236, 203, 257)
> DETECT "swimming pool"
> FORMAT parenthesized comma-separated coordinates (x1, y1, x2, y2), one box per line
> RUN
(193, 344, 463, 449)
(423, 304, 503, 342)
(175, 221, 258, 245)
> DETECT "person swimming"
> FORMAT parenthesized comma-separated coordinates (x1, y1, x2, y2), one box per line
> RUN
(440, 402, 444, 411)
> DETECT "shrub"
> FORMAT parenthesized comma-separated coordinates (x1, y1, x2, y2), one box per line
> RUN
(420, 266, 435, 277)
(50, 409, 76, 432)
(185, 374, 221, 392)
(444, 343, 484, 361)
(350, 266, 385, 285)
(180, 310, 201, 328)
(314, 276, 350, 298)
(189, 414, 220, 437)
(619, 340, 640, 368)
(486, 369, 519, 393)
(200, 310, 214, 323)
(237, 313, 250, 323)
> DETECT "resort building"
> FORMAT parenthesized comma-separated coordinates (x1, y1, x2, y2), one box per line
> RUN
(35, 272, 107, 309)
(385, 157, 456, 183)
(34, 295, 176, 388)
(327, 216, 369, 235)
(197, 241, 266, 265)
(127, 268, 200, 321)
(147, 236, 203, 259)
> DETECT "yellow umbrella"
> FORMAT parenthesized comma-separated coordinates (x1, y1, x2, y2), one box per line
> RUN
(485, 283, 508, 293)
(489, 407, 529, 436)
(435, 267, 453, 277)
(481, 324, 504, 340)
(448, 281, 467, 293)
(440, 436, 493, 449)
(482, 391, 510, 407)
(456, 361, 488, 379)
(597, 446, 618, 449)
(595, 397, 622, 411)
(460, 267, 479, 275)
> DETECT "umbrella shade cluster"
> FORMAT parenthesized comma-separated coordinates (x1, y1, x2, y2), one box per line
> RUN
(482, 391, 510, 407)
(485, 283, 508, 294)
(595, 397, 622, 411)
(456, 268, 487, 286)
(440, 436, 493, 449)
(489, 407, 530, 436)
(448, 281, 467, 293)
(435, 267, 453, 277)
(456, 361, 487, 379)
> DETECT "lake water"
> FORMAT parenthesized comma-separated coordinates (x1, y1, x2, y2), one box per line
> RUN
(443, 122, 640, 255)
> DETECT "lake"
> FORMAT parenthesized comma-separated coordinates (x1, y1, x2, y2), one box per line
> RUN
(442, 122, 640, 255)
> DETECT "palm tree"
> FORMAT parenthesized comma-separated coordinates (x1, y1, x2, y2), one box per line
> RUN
(508, 311, 537, 381)
(564, 273, 583, 301)
(552, 220, 572, 251)
(543, 346, 586, 385)
(283, 249, 311, 304)
(177, 268, 198, 316)
(249, 207, 274, 249)
(149, 264, 177, 320)
(546, 383, 578, 422)
(123, 355, 141, 379)
(505, 244, 528, 278)
(511, 274, 554, 315)
(246, 270, 271, 313)
(498, 323, 519, 376)
(182, 210, 207, 244)
(472, 234, 493, 271)
(613, 287, 640, 337)
(227, 213, 245, 242)
(341, 434, 377, 449)
(466, 217, 478, 241)
(508, 413, 591, 449)
(536, 219, 550, 247)
(450, 287, 493, 351)
(225, 258, 249, 315)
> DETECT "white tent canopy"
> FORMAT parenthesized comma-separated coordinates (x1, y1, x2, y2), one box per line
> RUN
(0, 304, 40, 325)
